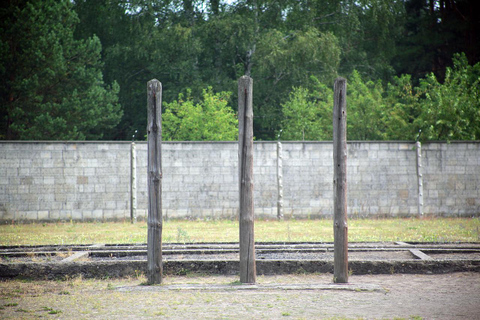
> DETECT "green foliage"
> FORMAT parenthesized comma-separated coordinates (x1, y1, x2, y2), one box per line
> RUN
(280, 71, 414, 141)
(280, 79, 333, 141)
(394, 0, 479, 84)
(347, 71, 388, 140)
(256, 28, 340, 86)
(414, 53, 480, 141)
(383, 74, 420, 140)
(4, 0, 478, 141)
(281, 54, 480, 142)
(163, 88, 237, 141)
(0, 0, 121, 140)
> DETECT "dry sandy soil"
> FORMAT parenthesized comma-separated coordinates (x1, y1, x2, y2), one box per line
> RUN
(0, 272, 479, 319)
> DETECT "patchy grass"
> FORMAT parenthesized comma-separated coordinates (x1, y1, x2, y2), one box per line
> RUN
(0, 217, 478, 246)
(0, 273, 478, 319)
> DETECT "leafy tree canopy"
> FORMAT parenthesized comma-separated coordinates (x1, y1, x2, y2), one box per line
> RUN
(0, 0, 122, 140)
(414, 53, 480, 141)
(3, 0, 479, 141)
(163, 88, 237, 141)
(280, 54, 480, 141)
(280, 78, 333, 141)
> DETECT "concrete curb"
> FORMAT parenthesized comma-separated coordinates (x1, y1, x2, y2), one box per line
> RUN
(115, 282, 386, 293)
(1, 259, 479, 280)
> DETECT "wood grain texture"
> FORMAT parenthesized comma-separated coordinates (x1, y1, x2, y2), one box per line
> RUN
(238, 75, 256, 284)
(333, 77, 348, 283)
(147, 79, 163, 285)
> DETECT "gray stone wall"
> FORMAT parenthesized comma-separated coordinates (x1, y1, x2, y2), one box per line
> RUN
(0, 141, 478, 221)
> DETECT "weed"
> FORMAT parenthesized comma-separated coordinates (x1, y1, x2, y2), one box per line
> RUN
(134, 269, 144, 280)
(176, 227, 191, 243)
(16, 308, 30, 313)
(295, 267, 307, 274)
(43, 307, 62, 314)
(56, 248, 72, 259)
(4, 303, 18, 307)
(176, 268, 191, 276)
(282, 311, 291, 316)
(26, 252, 39, 262)
(67, 274, 83, 288)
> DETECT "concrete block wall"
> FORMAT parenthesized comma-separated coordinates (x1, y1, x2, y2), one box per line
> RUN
(0, 142, 131, 221)
(277, 142, 419, 218)
(423, 142, 480, 216)
(0, 141, 478, 221)
(135, 142, 278, 220)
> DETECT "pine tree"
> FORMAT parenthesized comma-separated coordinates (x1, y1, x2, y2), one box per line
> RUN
(0, 0, 121, 140)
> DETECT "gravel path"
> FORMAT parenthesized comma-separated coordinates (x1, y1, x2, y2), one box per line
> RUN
(1, 272, 479, 319)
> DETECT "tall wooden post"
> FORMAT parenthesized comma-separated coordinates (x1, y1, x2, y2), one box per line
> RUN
(333, 77, 348, 283)
(238, 75, 256, 284)
(130, 141, 137, 223)
(277, 141, 284, 220)
(147, 79, 163, 285)
(416, 141, 424, 216)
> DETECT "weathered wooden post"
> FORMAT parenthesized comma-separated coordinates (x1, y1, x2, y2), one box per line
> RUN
(333, 77, 348, 283)
(277, 140, 284, 220)
(130, 140, 137, 223)
(238, 75, 256, 284)
(416, 141, 424, 216)
(147, 79, 163, 285)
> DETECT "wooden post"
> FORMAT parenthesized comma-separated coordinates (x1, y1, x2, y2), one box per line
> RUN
(333, 77, 348, 283)
(238, 75, 256, 284)
(130, 141, 137, 223)
(416, 141, 424, 216)
(147, 79, 163, 285)
(277, 140, 284, 220)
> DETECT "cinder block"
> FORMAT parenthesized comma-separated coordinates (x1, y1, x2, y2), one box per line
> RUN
(71, 210, 83, 220)
(103, 210, 115, 220)
(0, 207, 15, 220)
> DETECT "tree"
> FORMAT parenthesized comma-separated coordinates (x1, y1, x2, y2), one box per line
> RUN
(394, 0, 480, 83)
(285, 0, 406, 82)
(0, 0, 121, 140)
(68, 0, 479, 141)
(162, 88, 237, 141)
(414, 53, 480, 140)
(280, 79, 333, 141)
(383, 74, 421, 140)
(253, 28, 341, 139)
(346, 70, 388, 140)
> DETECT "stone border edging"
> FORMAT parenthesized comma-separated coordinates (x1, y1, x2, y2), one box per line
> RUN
(1, 259, 479, 280)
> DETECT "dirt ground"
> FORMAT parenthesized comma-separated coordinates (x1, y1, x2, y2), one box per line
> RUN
(0, 272, 479, 319)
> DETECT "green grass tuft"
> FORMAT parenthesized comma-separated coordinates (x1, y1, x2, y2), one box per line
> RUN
(0, 218, 478, 245)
